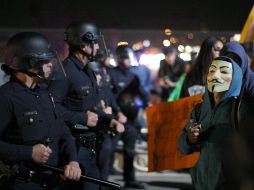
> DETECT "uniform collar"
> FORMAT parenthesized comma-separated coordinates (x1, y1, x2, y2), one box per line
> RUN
(69, 54, 86, 70)
(10, 75, 41, 96)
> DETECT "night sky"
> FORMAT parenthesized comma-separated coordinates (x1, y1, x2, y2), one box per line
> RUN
(0, 0, 253, 31)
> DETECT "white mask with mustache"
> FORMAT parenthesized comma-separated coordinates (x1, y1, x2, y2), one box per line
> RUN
(207, 60, 233, 93)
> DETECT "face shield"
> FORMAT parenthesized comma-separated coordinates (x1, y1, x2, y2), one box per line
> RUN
(81, 32, 100, 62)
(87, 61, 103, 87)
(118, 50, 139, 68)
(27, 51, 66, 81)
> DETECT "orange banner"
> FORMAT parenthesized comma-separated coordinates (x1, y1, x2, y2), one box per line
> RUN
(147, 95, 202, 172)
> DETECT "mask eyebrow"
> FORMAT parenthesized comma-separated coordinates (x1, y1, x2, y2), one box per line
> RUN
(210, 64, 217, 69)
(220, 66, 230, 69)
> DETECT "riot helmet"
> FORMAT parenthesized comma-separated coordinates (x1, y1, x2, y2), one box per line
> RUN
(2, 32, 65, 80)
(115, 45, 138, 68)
(65, 21, 100, 61)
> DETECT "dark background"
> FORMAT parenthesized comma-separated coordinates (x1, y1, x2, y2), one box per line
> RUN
(0, 0, 253, 31)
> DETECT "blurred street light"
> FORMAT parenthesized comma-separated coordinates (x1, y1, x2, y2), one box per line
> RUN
(163, 39, 171, 47)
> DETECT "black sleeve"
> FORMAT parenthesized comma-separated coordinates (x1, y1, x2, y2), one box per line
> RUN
(0, 94, 32, 164)
(107, 88, 121, 114)
(96, 110, 114, 129)
(158, 60, 165, 78)
(178, 104, 202, 154)
(49, 79, 88, 126)
(59, 121, 78, 162)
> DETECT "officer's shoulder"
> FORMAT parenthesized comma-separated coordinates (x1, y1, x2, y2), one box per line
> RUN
(62, 58, 74, 69)
(0, 82, 14, 99)
(62, 58, 77, 77)
(0, 81, 13, 92)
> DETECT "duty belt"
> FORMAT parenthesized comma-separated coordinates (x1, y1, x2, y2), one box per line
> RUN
(16, 167, 60, 190)
(77, 136, 96, 149)
(75, 135, 97, 158)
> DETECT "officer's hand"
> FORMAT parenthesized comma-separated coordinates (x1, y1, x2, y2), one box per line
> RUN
(110, 119, 125, 133)
(87, 111, 98, 127)
(187, 125, 200, 144)
(32, 144, 52, 164)
(117, 112, 127, 124)
(64, 161, 81, 181)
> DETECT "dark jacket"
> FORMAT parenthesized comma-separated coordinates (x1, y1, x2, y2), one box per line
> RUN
(220, 41, 254, 98)
(0, 77, 77, 166)
(109, 66, 149, 121)
(158, 57, 185, 82)
(178, 58, 243, 190)
(49, 55, 113, 133)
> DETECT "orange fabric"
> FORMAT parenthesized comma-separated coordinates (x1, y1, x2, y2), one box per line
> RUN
(147, 95, 202, 172)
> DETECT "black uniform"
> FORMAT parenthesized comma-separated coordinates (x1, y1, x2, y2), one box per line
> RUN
(96, 82, 121, 184)
(50, 55, 113, 190)
(0, 76, 77, 190)
(109, 66, 149, 184)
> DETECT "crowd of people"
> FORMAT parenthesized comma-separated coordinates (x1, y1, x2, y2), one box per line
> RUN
(0, 20, 254, 190)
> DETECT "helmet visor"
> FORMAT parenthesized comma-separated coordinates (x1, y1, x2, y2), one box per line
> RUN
(31, 51, 66, 80)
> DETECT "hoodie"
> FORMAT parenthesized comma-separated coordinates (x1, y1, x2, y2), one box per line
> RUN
(178, 56, 243, 190)
(220, 41, 254, 98)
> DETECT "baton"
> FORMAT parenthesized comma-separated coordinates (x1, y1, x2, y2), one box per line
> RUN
(42, 164, 121, 189)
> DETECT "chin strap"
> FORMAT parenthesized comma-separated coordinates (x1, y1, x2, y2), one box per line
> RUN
(20, 70, 44, 79)
(79, 41, 96, 62)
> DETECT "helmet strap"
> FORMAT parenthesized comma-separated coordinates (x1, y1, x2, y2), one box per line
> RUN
(78, 42, 95, 62)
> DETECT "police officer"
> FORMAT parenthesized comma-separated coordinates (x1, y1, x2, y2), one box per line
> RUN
(109, 45, 149, 189)
(0, 32, 81, 190)
(95, 49, 127, 124)
(87, 60, 126, 186)
(49, 21, 124, 190)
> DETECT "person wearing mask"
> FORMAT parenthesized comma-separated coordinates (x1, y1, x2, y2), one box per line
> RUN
(178, 56, 254, 189)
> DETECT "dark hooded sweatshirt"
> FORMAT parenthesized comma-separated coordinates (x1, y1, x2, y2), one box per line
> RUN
(178, 57, 243, 190)
(220, 42, 254, 98)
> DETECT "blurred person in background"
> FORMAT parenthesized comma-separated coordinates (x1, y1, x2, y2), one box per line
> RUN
(91, 52, 128, 184)
(96, 49, 128, 125)
(168, 61, 192, 101)
(220, 41, 254, 98)
(109, 45, 149, 189)
(96, 49, 113, 88)
(130, 49, 152, 94)
(150, 89, 161, 105)
(180, 37, 223, 98)
(130, 49, 151, 135)
(158, 46, 185, 101)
